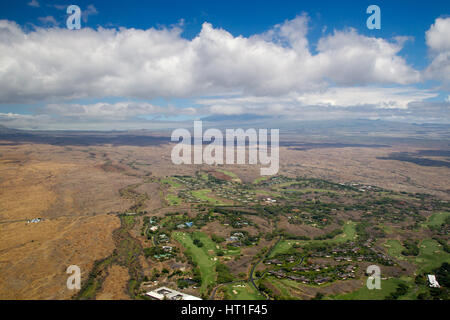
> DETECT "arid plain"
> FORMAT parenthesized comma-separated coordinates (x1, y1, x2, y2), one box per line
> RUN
(0, 126, 448, 299)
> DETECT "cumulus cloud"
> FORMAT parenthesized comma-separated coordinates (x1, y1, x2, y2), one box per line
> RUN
(314, 29, 420, 85)
(82, 5, 99, 23)
(1, 15, 448, 129)
(197, 87, 437, 116)
(38, 16, 59, 27)
(28, 0, 40, 8)
(0, 111, 188, 130)
(425, 17, 450, 87)
(42, 101, 197, 119)
(0, 16, 422, 104)
(197, 90, 447, 124)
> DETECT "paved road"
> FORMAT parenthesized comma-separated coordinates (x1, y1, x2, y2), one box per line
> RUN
(249, 238, 309, 300)
(248, 236, 282, 299)
(209, 236, 282, 300)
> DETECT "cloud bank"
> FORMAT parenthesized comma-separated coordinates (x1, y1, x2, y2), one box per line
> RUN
(0, 15, 448, 129)
(0, 15, 422, 103)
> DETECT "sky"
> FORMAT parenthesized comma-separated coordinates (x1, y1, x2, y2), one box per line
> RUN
(0, 0, 449, 130)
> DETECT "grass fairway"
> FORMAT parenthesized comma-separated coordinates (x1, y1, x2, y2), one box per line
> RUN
(269, 240, 297, 257)
(166, 194, 182, 205)
(330, 278, 408, 300)
(424, 212, 450, 228)
(413, 239, 450, 273)
(380, 224, 395, 235)
(266, 277, 294, 298)
(161, 177, 182, 188)
(225, 283, 265, 300)
(224, 247, 241, 256)
(383, 239, 407, 261)
(216, 169, 241, 183)
(191, 231, 219, 254)
(253, 176, 270, 184)
(276, 181, 298, 188)
(334, 221, 357, 243)
(191, 189, 226, 205)
(283, 188, 338, 195)
(269, 221, 357, 257)
(173, 232, 217, 294)
(254, 189, 280, 197)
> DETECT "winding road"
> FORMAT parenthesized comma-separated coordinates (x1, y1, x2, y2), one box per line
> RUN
(209, 236, 283, 300)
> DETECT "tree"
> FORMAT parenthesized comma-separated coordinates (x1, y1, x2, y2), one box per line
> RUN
(312, 292, 324, 300)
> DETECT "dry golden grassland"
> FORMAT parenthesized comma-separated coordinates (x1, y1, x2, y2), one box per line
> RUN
(0, 135, 448, 299)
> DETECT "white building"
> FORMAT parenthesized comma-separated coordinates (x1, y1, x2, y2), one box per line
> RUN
(427, 275, 440, 288)
(146, 287, 202, 300)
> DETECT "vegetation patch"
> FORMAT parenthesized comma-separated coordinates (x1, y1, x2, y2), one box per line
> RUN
(173, 232, 217, 294)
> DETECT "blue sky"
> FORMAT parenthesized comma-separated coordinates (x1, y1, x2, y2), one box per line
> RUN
(0, 0, 449, 129)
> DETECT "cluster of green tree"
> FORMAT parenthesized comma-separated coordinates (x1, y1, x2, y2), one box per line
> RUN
(355, 222, 370, 241)
(312, 292, 324, 300)
(302, 242, 329, 252)
(142, 216, 151, 227)
(119, 184, 149, 213)
(214, 207, 258, 227)
(75, 255, 113, 299)
(258, 281, 273, 297)
(143, 216, 151, 225)
(141, 215, 160, 237)
(435, 262, 450, 288)
(211, 234, 225, 243)
(160, 214, 192, 231)
(265, 230, 280, 241)
(193, 267, 202, 285)
(368, 225, 387, 238)
(385, 283, 409, 300)
(433, 237, 450, 253)
(429, 215, 450, 236)
(205, 173, 229, 186)
(314, 228, 342, 240)
(415, 263, 449, 300)
(192, 212, 214, 227)
(143, 246, 166, 258)
(289, 177, 357, 192)
(193, 238, 204, 247)
(150, 268, 160, 281)
(255, 247, 269, 260)
(176, 277, 196, 289)
(216, 263, 235, 283)
(401, 240, 419, 256)
(168, 269, 183, 279)
(284, 234, 310, 240)
(357, 197, 425, 223)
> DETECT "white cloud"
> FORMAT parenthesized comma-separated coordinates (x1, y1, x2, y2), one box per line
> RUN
(0, 87, 445, 130)
(0, 16, 421, 104)
(52, 4, 67, 10)
(425, 17, 450, 87)
(426, 18, 450, 52)
(0, 111, 185, 130)
(295, 87, 435, 109)
(37, 16, 59, 27)
(28, 0, 39, 8)
(314, 29, 420, 85)
(42, 101, 197, 119)
(197, 87, 437, 116)
(82, 5, 99, 23)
